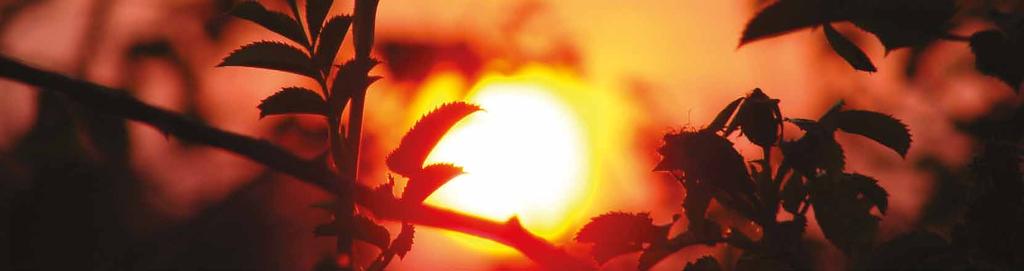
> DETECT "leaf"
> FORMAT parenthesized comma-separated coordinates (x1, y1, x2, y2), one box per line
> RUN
(827, 110, 911, 157)
(257, 87, 327, 118)
(655, 130, 755, 196)
(780, 171, 806, 214)
(306, 0, 333, 40)
(705, 97, 743, 133)
(823, 23, 877, 72)
(354, 214, 391, 250)
(847, 0, 956, 51)
(576, 212, 660, 264)
(637, 220, 722, 270)
(846, 173, 889, 214)
(684, 256, 722, 271)
(782, 121, 846, 175)
(740, 0, 842, 46)
(809, 173, 885, 254)
(401, 163, 464, 203)
(682, 181, 714, 232)
(391, 223, 415, 258)
(386, 102, 481, 177)
(970, 30, 1023, 92)
(219, 41, 319, 80)
(230, 1, 310, 48)
(314, 16, 353, 73)
(358, 179, 397, 216)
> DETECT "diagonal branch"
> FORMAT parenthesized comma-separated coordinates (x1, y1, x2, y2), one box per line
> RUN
(0, 55, 595, 270)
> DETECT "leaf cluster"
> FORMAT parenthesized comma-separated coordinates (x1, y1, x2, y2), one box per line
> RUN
(219, 1, 437, 270)
(741, 0, 1023, 93)
(577, 89, 912, 270)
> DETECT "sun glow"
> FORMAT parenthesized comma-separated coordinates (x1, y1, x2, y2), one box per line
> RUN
(413, 66, 595, 253)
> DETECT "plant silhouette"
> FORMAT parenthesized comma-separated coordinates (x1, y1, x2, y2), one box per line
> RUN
(741, 0, 1023, 93)
(576, 89, 911, 270)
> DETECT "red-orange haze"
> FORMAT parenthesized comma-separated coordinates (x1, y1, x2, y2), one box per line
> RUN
(0, 0, 1013, 270)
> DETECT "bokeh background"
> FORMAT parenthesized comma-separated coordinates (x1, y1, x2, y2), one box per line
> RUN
(0, 0, 1018, 270)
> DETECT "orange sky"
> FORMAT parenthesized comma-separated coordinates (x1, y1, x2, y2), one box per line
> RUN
(0, 0, 1016, 270)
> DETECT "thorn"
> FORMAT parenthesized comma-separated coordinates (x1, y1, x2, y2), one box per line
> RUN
(506, 216, 522, 228)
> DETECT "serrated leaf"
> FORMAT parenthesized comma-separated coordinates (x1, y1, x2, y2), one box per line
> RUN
(219, 41, 319, 80)
(354, 214, 390, 250)
(314, 16, 352, 73)
(809, 173, 883, 255)
(387, 102, 481, 177)
(358, 178, 397, 216)
(306, 0, 333, 40)
(828, 110, 911, 157)
(684, 256, 722, 271)
(230, 1, 310, 48)
(656, 130, 755, 196)
(740, 0, 842, 46)
(391, 223, 415, 259)
(823, 23, 877, 72)
(638, 221, 722, 270)
(257, 87, 327, 118)
(846, 173, 889, 214)
(847, 0, 955, 51)
(970, 30, 1023, 92)
(402, 163, 464, 203)
(705, 97, 743, 133)
(576, 212, 659, 264)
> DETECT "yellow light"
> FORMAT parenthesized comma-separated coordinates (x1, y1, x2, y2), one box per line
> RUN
(420, 67, 592, 253)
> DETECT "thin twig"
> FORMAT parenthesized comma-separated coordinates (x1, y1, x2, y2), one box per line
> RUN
(0, 55, 596, 270)
(940, 33, 972, 42)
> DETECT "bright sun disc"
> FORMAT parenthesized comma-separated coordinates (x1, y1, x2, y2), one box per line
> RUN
(421, 69, 590, 253)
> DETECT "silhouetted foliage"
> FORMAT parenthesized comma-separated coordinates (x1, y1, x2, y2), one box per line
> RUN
(2, 0, 1023, 270)
(218, 1, 488, 269)
(970, 11, 1024, 92)
(739, 0, 1024, 94)
(579, 89, 911, 270)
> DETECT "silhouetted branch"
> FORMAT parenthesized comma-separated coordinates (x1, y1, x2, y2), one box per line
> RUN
(0, 55, 340, 189)
(0, 55, 595, 270)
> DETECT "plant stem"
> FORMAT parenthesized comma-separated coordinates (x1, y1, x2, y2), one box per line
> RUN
(0, 55, 596, 270)
(760, 146, 776, 224)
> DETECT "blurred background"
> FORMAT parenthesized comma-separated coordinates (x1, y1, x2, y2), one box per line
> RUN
(0, 0, 1019, 270)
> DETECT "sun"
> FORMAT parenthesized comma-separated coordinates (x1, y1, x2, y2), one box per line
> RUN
(416, 67, 592, 252)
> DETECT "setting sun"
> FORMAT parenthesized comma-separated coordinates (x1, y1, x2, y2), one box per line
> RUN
(412, 67, 594, 252)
